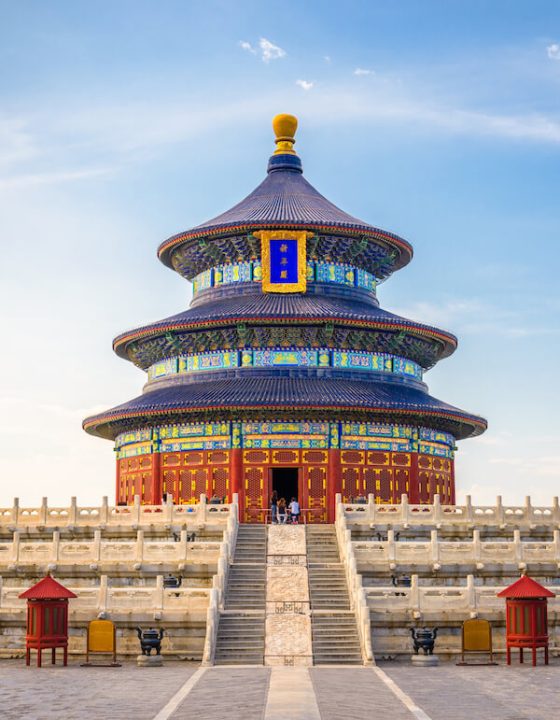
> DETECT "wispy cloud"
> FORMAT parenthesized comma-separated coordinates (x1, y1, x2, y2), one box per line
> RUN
(354, 68, 374, 76)
(296, 79, 314, 91)
(259, 38, 286, 63)
(239, 40, 256, 55)
(324, 56, 331, 64)
(547, 43, 560, 60)
(239, 37, 286, 63)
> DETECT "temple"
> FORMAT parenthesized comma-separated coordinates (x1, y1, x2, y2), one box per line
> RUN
(83, 114, 486, 522)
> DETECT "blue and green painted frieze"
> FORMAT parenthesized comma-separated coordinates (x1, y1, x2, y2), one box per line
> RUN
(115, 421, 455, 459)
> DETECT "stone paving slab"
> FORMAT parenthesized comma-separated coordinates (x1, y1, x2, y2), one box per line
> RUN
(385, 663, 560, 720)
(311, 667, 415, 720)
(0, 659, 196, 720)
(171, 667, 271, 720)
(2, 659, 560, 720)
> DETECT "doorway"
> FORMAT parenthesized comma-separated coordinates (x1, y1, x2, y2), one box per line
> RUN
(271, 467, 299, 503)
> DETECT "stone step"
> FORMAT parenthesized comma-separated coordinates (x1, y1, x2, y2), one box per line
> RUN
(313, 656, 363, 665)
(215, 656, 264, 665)
(216, 641, 265, 650)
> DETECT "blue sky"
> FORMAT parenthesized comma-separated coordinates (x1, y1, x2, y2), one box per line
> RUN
(0, 1, 559, 506)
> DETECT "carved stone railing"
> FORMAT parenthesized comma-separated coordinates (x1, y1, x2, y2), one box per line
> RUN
(202, 494, 238, 666)
(343, 494, 560, 529)
(0, 495, 235, 531)
(334, 494, 374, 665)
(365, 575, 560, 620)
(0, 532, 222, 572)
(353, 528, 560, 572)
(0, 575, 211, 620)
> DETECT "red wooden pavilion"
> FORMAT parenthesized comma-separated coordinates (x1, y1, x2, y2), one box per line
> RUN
(19, 575, 77, 667)
(497, 575, 555, 666)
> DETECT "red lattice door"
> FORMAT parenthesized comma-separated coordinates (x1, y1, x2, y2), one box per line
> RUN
(305, 466, 327, 523)
(244, 466, 264, 523)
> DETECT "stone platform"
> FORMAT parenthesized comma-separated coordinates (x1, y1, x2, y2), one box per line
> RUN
(0, 659, 558, 719)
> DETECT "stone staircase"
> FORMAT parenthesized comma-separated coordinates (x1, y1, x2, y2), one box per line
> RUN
(214, 525, 267, 664)
(214, 614, 265, 665)
(232, 525, 267, 564)
(306, 525, 363, 665)
(213, 523, 364, 665)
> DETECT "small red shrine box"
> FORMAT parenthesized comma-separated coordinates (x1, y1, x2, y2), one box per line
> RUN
(497, 575, 555, 666)
(19, 575, 77, 667)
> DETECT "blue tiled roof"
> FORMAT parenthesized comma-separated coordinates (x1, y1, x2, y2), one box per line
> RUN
(113, 292, 457, 360)
(158, 154, 413, 269)
(83, 376, 486, 441)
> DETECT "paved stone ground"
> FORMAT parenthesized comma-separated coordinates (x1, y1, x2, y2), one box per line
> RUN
(1, 659, 559, 719)
(172, 667, 270, 720)
(385, 662, 560, 720)
(0, 659, 196, 720)
(311, 667, 414, 720)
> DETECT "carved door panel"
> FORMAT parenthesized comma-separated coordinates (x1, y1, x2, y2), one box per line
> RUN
(341, 466, 361, 502)
(162, 469, 178, 502)
(191, 467, 209, 500)
(244, 466, 264, 523)
(305, 466, 327, 523)
(212, 466, 229, 499)
(379, 467, 393, 503)
(393, 467, 409, 502)
(363, 467, 379, 498)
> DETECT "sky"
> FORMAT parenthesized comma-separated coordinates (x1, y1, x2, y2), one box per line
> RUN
(0, 0, 559, 507)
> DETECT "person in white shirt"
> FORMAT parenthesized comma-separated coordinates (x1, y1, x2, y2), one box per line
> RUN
(289, 497, 300, 524)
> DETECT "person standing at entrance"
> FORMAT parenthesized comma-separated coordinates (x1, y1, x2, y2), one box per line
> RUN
(270, 490, 278, 524)
(289, 497, 300, 524)
(278, 497, 287, 523)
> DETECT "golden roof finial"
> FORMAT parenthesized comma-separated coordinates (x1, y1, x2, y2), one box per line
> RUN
(273, 113, 298, 155)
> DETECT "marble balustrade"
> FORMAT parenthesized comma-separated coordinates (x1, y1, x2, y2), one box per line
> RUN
(343, 494, 560, 529)
(353, 529, 560, 571)
(0, 495, 234, 531)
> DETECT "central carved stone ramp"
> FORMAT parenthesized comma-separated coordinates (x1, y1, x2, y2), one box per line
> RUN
(306, 525, 363, 665)
(214, 525, 267, 665)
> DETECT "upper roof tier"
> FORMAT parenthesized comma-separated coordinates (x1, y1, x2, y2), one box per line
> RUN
(157, 114, 413, 280)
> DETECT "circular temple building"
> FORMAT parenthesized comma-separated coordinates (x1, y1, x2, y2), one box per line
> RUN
(83, 114, 486, 522)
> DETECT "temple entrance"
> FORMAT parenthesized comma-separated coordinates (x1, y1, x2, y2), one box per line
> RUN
(271, 467, 299, 503)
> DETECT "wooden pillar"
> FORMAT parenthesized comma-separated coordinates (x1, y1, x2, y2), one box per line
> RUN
(230, 448, 243, 520)
(151, 451, 162, 504)
(327, 449, 341, 522)
(450, 458, 456, 505)
(408, 454, 420, 504)
(115, 458, 121, 505)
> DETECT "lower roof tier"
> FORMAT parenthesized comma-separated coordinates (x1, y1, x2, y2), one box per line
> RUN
(83, 376, 487, 441)
(114, 291, 457, 370)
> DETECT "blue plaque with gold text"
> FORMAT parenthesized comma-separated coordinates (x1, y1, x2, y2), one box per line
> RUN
(257, 230, 309, 293)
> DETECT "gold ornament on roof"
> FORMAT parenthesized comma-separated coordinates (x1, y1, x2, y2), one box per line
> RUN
(272, 113, 298, 155)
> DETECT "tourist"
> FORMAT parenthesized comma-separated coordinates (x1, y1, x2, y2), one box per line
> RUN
(289, 497, 300, 524)
(270, 490, 279, 524)
(278, 497, 287, 523)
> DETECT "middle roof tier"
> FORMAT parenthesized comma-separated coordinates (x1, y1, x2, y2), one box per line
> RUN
(114, 291, 457, 371)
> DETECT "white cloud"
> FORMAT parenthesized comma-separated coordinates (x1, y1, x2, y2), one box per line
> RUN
(239, 40, 256, 55)
(259, 37, 286, 63)
(296, 79, 314, 91)
(546, 43, 560, 60)
(354, 68, 374, 76)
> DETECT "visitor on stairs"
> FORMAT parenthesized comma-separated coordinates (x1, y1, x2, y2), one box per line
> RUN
(289, 497, 300, 524)
(270, 491, 279, 524)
